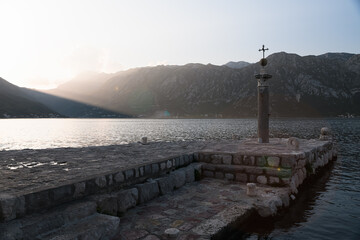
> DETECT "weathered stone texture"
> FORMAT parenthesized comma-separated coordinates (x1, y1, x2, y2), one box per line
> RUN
(114, 172, 124, 183)
(124, 169, 134, 180)
(233, 154, 242, 165)
(257, 175, 267, 184)
(152, 164, 159, 174)
(184, 166, 195, 183)
(215, 172, 224, 179)
(170, 170, 186, 189)
(136, 181, 160, 204)
(236, 173, 247, 182)
(224, 173, 234, 180)
(95, 176, 107, 188)
(156, 176, 175, 195)
(0, 194, 25, 221)
(256, 156, 267, 167)
(116, 188, 138, 212)
(203, 170, 214, 178)
(267, 157, 280, 167)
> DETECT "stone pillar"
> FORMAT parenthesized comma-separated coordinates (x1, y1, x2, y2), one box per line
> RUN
(255, 58, 272, 144)
(258, 84, 269, 143)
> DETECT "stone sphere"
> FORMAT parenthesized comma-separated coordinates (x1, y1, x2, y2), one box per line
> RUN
(260, 58, 267, 66)
(321, 127, 330, 135)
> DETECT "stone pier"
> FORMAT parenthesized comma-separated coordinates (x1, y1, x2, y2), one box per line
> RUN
(0, 138, 337, 240)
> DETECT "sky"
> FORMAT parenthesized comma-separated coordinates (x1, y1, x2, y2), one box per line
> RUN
(0, 0, 359, 89)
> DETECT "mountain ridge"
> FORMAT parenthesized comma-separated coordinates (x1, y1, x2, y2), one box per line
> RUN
(1, 51, 359, 118)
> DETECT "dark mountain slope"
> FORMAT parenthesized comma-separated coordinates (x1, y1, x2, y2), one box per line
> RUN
(0, 77, 61, 118)
(23, 88, 130, 118)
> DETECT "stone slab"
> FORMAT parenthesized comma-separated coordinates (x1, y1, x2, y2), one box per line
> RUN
(114, 178, 289, 239)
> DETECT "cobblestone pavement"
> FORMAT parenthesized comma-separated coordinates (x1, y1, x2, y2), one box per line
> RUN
(0, 141, 213, 195)
(113, 178, 286, 240)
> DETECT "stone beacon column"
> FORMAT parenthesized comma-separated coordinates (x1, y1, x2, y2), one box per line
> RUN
(255, 45, 272, 143)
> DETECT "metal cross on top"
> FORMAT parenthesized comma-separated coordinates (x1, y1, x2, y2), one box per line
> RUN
(259, 45, 269, 58)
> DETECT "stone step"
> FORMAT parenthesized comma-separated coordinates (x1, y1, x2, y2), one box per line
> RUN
(38, 213, 120, 240)
(0, 200, 98, 240)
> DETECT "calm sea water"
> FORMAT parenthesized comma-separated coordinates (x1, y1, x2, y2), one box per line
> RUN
(0, 118, 359, 239)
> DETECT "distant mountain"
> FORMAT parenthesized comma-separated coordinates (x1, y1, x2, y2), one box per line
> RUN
(77, 52, 359, 118)
(23, 88, 130, 118)
(0, 77, 61, 118)
(46, 71, 115, 103)
(224, 61, 251, 69)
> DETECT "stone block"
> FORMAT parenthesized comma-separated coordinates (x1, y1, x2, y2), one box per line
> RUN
(267, 157, 280, 168)
(236, 173, 248, 182)
(211, 155, 222, 164)
(184, 166, 195, 183)
(203, 170, 214, 178)
(297, 169, 304, 185)
(74, 182, 86, 198)
(243, 156, 255, 165)
(248, 174, 256, 183)
(199, 153, 211, 163)
(281, 178, 290, 185)
(124, 169, 134, 180)
(269, 177, 280, 185)
(152, 164, 159, 174)
(167, 160, 172, 168)
(175, 157, 180, 167)
(0, 194, 25, 221)
(184, 155, 190, 165)
(233, 154, 242, 165)
(189, 154, 194, 163)
(144, 164, 152, 175)
(96, 195, 118, 215)
(280, 193, 290, 207)
(179, 155, 185, 166)
(222, 155, 232, 165)
(256, 175, 267, 184)
(281, 156, 296, 168)
(265, 167, 292, 178)
(203, 164, 216, 171)
(191, 163, 203, 173)
(139, 167, 145, 176)
(256, 156, 267, 167)
(114, 172, 124, 183)
(193, 153, 199, 161)
(160, 162, 166, 170)
(95, 176, 107, 188)
(134, 168, 139, 178)
(244, 166, 263, 175)
(51, 185, 73, 201)
(215, 172, 224, 179)
(156, 176, 175, 195)
(170, 169, 186, 189)
(225, 173, 234, 180)
(246, 183, 256, 196)
(107, 175, 114, 185)
(298, 159, 306, 168)
(116, 188, 138, 213)
(25, 190, 51, 213)
(136, 181, 160, 204)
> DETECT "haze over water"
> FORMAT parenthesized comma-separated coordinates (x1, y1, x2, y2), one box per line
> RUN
(1, 118, 359, 239)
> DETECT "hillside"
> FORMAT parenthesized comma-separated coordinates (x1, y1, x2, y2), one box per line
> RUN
(72, 52, 357, 117)
(40, 52, 360, 118)
(0, 78, 61, 118)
